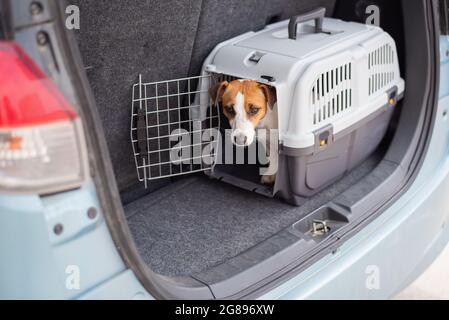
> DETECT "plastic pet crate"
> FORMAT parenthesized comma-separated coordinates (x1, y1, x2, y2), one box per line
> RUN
(131, 7, 405, 206)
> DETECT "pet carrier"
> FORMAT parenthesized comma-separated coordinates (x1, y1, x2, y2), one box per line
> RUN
(131, 7, 405, 206)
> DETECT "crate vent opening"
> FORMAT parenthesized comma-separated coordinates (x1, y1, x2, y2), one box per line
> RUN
(368, 43, 396, 96)
(312, 62, 353, 126)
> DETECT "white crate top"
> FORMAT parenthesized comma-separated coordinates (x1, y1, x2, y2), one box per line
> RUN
(201, 17, 405, 149)
(236, 19, 373, 59)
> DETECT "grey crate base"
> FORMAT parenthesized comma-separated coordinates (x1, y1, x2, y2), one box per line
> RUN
(209, 104, 395, 206)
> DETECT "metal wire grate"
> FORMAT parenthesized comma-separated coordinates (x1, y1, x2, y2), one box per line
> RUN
(131, 74, 220, 187)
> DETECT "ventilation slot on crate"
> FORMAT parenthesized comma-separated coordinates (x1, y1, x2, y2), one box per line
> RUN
(131, 74, 220, 188)
(368, 43, 396, 96)
(311, 62, 353, 126)
(217, 74, 240, 83)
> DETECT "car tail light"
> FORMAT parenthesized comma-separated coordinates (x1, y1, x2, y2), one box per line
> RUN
(0, 41, 88, 194)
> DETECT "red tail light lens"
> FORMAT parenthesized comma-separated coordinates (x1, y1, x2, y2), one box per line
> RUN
(0, 41, 88, 194)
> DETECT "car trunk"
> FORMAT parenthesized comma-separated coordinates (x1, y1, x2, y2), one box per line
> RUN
(70, 0, 437, 298)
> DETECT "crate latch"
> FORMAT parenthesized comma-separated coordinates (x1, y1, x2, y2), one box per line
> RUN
(313, 124, 334, 152)
(387, 86, 399, 107)
(248, 51, 265, 64)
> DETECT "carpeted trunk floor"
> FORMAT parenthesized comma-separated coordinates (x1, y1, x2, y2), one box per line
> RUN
(125, 153, 381, 277)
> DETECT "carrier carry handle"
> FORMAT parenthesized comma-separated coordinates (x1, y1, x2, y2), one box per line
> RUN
(288, 7, 326, 40)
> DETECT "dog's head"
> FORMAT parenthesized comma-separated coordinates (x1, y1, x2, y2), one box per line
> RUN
(209, 80, 276, 146)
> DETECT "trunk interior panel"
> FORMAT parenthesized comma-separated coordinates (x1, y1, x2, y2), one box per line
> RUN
(71, 0, 416, 286)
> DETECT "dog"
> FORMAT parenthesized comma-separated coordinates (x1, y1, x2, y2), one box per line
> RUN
(209, 80, 278, 185)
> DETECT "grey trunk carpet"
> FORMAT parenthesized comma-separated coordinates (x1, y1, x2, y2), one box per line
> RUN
(125, 153, 382, 277)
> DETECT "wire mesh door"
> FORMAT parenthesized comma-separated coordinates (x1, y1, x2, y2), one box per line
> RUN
(131, 74, 220, 188)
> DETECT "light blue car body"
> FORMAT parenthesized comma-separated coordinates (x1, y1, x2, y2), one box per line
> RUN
(1, 36, 448, 300)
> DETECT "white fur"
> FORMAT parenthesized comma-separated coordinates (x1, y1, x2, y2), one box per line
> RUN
(230, 92, 256, 146)
(227, 88, 279, 185)
(257, 103, 278, 185)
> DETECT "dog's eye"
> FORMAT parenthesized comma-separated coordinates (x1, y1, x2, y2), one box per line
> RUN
(249, 105, 260, 115)
(224, 105, 235, 114)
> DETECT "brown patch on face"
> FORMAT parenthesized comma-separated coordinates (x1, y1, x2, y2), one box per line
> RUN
(258, 84, 276, 109)
(210, 80, 275, 128)
(209, 81, 228, 104)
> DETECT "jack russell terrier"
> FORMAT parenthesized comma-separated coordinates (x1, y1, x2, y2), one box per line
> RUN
(210, 80, 278, 185)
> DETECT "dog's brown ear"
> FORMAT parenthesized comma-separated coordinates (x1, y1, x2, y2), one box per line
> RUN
(209, 81, 229, 104)
(259, 84, 276, 109)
